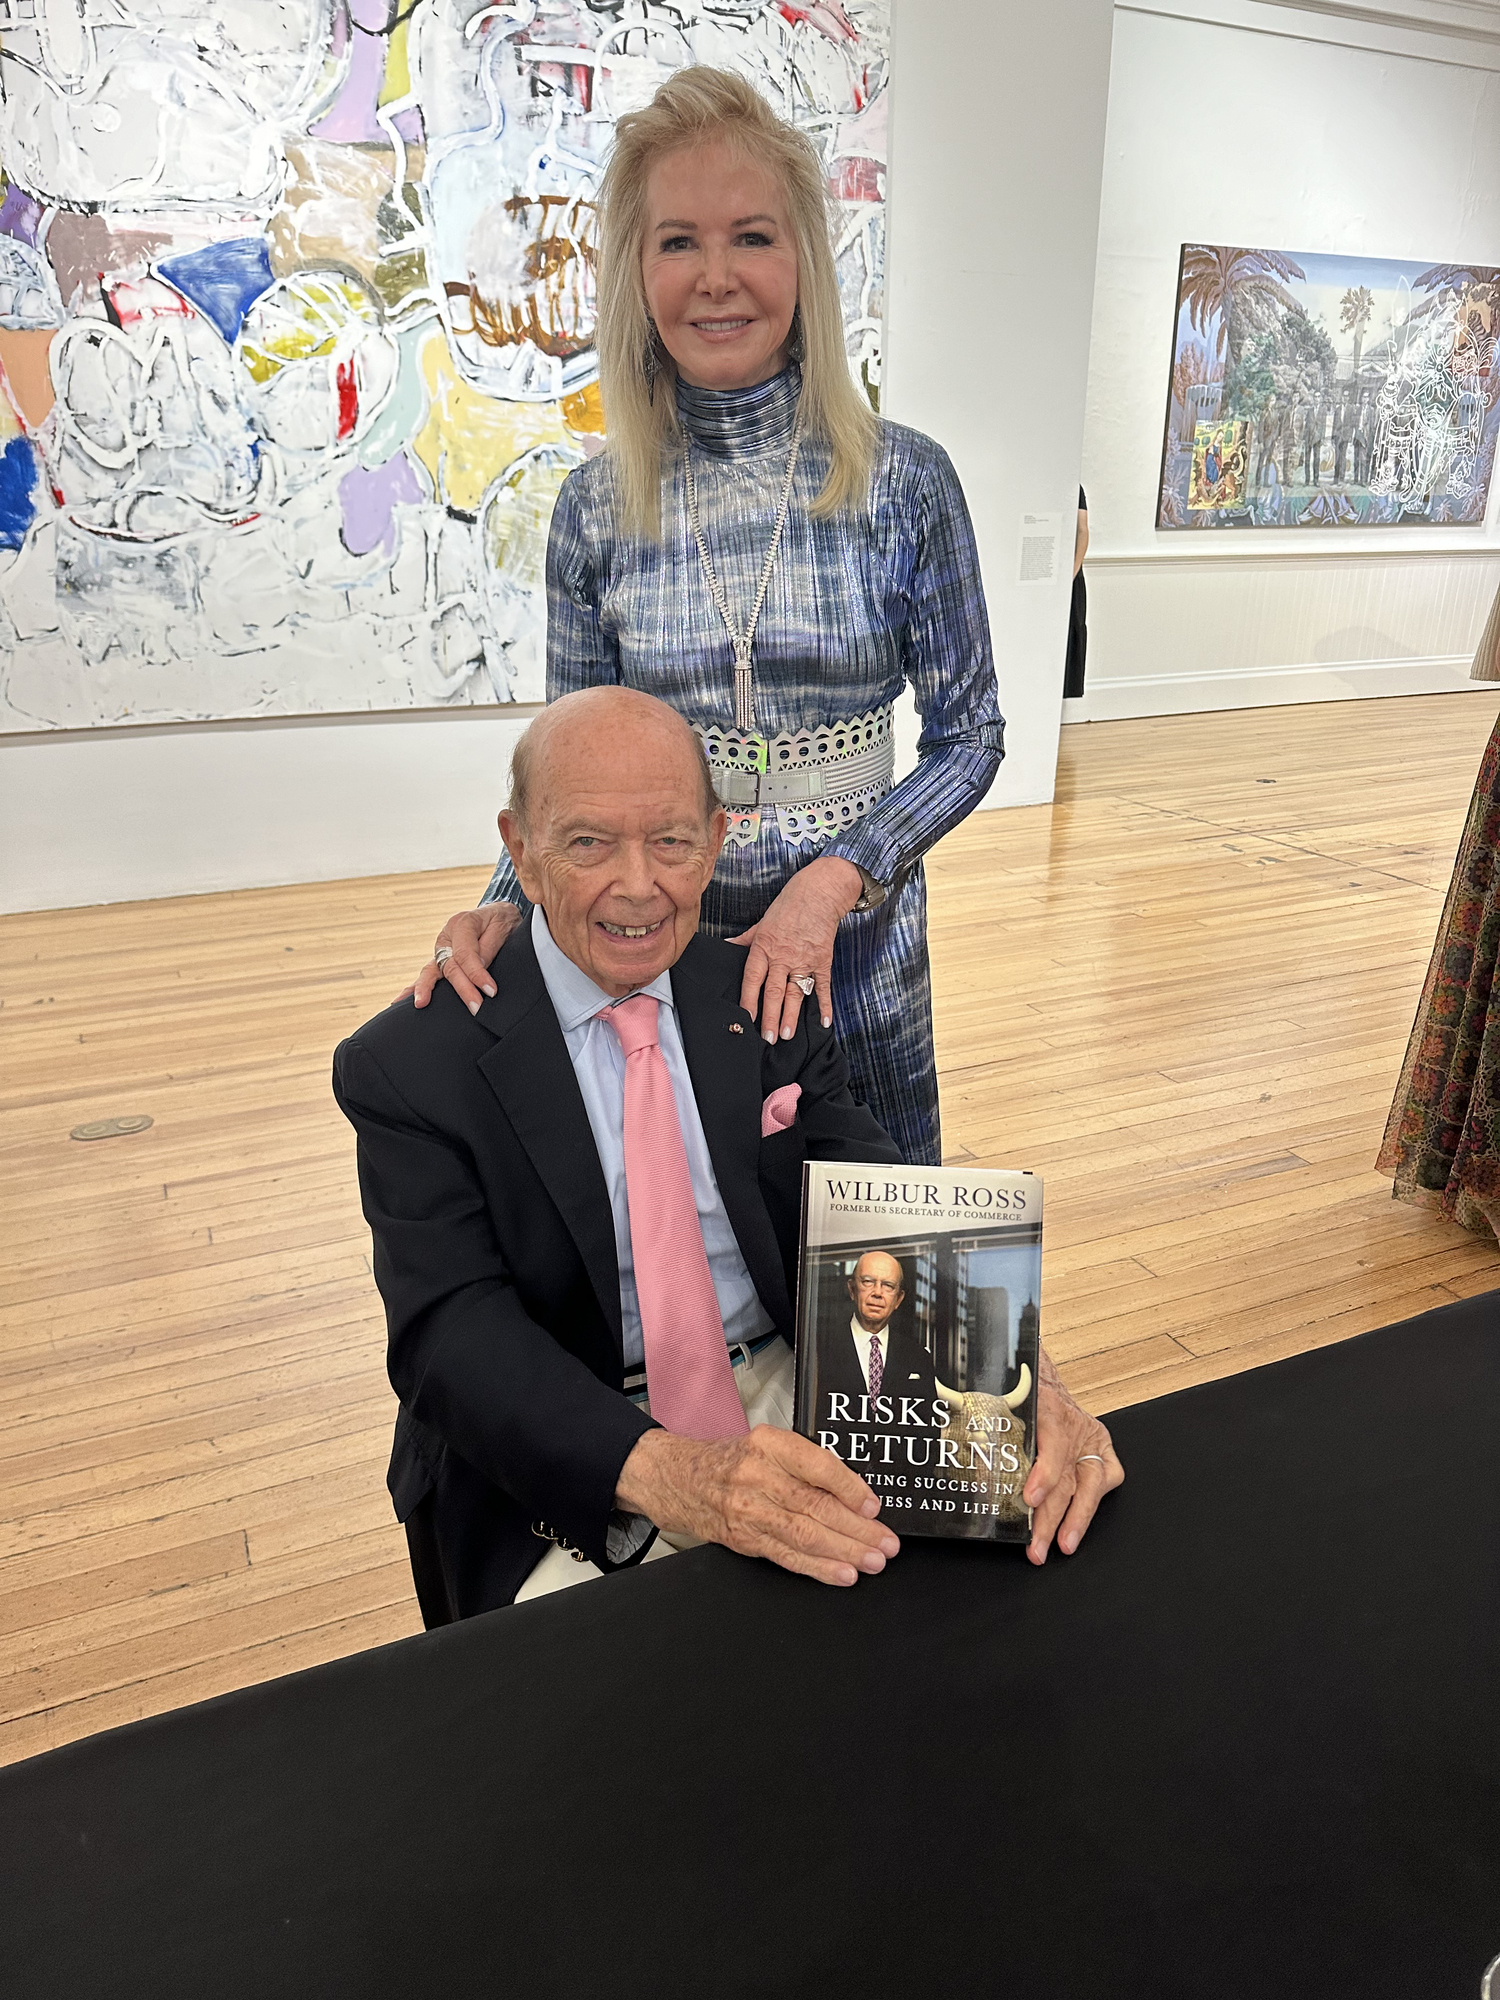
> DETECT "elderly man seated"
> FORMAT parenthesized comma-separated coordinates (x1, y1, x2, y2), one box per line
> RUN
(334, 687, 1121, 1622)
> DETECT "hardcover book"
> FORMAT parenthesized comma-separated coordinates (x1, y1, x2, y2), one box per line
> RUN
(792, 1163, 1042, 1543)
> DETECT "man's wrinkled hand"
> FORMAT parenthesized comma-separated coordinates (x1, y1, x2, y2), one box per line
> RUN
(1022, 1351, 1124, 1566)
(616, 1425, 900, 1586)
(394, 905, 521, 1014)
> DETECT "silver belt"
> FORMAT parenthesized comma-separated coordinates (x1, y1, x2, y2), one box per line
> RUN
(697, 706, 895, 811)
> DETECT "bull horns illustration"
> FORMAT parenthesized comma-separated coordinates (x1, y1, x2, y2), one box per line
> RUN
(1001, 1362, 1033, 1411)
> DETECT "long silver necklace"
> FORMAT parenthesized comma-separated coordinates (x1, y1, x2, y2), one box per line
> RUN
(682, 417, 804, 733)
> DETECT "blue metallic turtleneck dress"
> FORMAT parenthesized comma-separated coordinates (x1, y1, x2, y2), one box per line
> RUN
(483, 365, 1004, 1164)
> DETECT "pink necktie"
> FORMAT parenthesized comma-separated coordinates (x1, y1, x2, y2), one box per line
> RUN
(605, 995, 748, 1439)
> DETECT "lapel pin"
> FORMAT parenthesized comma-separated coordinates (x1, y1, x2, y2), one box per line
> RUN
(729, 1022, 744, 1034)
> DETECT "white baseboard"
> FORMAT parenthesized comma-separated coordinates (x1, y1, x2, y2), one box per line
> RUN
(1061, 654, 1497, 722)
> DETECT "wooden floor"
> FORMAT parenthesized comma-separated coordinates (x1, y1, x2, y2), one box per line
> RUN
(3, 692, 1498, 1765)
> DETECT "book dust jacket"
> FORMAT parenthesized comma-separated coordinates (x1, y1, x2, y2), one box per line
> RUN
(793, 1163, 1042, 1543)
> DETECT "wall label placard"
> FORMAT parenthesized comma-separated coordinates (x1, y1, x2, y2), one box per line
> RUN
(1017, 512, 1063, 585)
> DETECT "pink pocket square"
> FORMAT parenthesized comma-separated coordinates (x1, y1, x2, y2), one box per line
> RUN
(761, 1084, 802, 1137)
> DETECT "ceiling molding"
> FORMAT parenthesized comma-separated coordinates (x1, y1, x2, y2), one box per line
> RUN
(1252, 0, 1500, 40)
(1119, 0, 1500, 68)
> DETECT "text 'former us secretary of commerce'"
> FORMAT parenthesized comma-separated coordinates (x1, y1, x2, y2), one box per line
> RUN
(333, 688, 1123, 1619)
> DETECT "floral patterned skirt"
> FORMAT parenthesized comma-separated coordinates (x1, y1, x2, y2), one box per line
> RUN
(1378, 715, 1500, 1241)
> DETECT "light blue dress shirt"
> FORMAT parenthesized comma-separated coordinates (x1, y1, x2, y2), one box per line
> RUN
(531, 907, 775, 1371)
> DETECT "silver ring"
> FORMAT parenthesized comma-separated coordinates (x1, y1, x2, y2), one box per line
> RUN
(434, 946, 454, 967)
(1075, 1454, 1106, 1467)
(791, 974, 815, 996)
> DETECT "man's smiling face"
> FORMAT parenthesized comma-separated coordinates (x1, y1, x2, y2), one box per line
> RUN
(500, 690, 726, 997)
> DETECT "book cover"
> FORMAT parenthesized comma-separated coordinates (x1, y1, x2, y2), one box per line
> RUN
(792, 1163, 1042, 1543)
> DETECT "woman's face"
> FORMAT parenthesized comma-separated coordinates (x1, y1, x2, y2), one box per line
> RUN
(641, 142, 799, 392)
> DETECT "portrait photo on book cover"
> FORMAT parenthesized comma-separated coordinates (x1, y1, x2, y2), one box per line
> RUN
(794, 1172, 1043, 1543)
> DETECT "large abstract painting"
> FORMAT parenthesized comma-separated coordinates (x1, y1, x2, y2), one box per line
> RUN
(1157, 245, 1500, 531)
(0, 1, 889, 731)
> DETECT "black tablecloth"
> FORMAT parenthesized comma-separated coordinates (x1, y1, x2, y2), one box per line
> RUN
(3, 1294, 1497, 1999)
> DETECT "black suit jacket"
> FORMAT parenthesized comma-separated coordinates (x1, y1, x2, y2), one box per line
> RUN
(333, 924, 900, 1612)
(813, 1319, 940, 1438)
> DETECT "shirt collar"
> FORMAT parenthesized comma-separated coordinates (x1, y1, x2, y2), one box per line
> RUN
(531, 906, 675, 1034)
(850, 1316, 886, 1347)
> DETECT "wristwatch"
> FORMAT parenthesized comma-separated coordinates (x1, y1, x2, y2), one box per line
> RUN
(852, 865, 889, 913)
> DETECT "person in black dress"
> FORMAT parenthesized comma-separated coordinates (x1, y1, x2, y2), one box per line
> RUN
(1064, 485, 1089, 699)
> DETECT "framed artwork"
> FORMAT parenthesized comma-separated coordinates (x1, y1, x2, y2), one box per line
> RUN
(0, 1, 890, 732)
(1157, 244, 1500, 531)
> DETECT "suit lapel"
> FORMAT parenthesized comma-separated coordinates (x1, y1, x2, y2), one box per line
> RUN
(672, 939, 794, 1330)
(474, 925, 622, 1346)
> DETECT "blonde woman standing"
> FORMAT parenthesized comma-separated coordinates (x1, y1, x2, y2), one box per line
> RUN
(410, 67, 1003, 1165)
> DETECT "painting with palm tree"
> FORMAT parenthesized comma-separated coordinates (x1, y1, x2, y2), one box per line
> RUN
(1157, 244, 1500, 529)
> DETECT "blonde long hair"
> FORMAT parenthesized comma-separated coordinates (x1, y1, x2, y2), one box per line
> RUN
(594, 65, 879, 540)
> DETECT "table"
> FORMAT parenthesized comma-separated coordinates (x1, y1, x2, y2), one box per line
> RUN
(3, 1293, 1497, 1999)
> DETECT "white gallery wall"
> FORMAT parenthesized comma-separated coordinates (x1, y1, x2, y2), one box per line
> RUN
(1073, 0, 1500, 721)
(882, 0, 1114, 810)
(0, 0, 1116, 914)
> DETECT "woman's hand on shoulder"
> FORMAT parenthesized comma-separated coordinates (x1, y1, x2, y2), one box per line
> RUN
(729, 855, 863, 1042)
(394, 905, 522, 1015)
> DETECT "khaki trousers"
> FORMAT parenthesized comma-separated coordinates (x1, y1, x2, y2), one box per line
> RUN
(516, 1337, 796, 1603)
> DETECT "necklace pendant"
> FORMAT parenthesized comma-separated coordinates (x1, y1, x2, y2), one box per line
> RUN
(733, 658, 756, 733)
(686, 417, 802, 750)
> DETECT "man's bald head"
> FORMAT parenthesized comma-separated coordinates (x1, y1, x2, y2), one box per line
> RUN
(498, 687, 728, 998)
(507, 687, 719, 834)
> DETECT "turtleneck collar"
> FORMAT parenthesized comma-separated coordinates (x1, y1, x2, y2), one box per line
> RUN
(674, 363, 801, 458)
